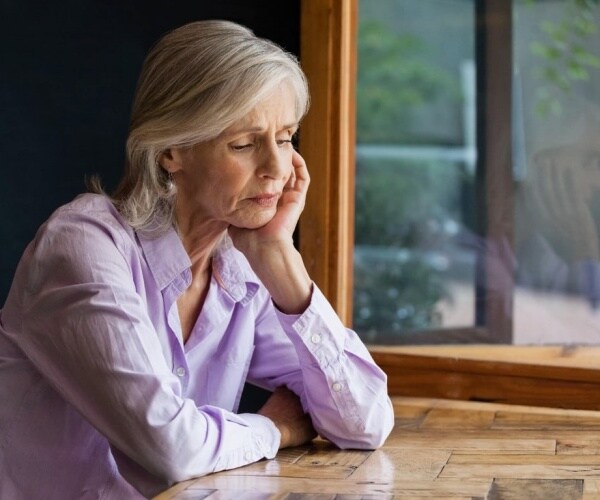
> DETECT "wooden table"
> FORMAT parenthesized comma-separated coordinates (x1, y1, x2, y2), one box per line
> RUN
(154, 397, 600, 499)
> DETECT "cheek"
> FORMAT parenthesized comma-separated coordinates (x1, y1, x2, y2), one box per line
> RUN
(215, 172, 253, 204)
(204, 163, 245, 191)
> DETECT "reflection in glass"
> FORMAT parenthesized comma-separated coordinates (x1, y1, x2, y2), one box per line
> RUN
(354, 0, 477, 342)
(513, 0, 600, 343)
(354, 0, 600, 344)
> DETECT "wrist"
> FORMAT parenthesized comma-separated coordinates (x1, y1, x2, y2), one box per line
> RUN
(245, 243, 312, 315)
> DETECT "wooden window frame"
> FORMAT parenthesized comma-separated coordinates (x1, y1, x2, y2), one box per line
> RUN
(298, 0, 600, 410)
(299, 0, 356, 326)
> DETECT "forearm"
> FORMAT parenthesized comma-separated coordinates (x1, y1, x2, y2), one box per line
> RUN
(17, 273, 280, 487)
(243, 239, 312, 315)
(289, 330, 394, 449)
(250, 286, 395, 450)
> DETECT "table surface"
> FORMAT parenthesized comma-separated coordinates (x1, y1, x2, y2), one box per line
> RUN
(154, 396, 600, 499)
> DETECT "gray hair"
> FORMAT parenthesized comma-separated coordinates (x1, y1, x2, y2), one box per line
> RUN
(91, 20, 309, 234)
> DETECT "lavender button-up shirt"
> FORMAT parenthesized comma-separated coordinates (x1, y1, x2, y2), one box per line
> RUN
(0, 194, 394, 498)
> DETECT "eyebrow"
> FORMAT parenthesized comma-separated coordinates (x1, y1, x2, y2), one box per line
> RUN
(223, 123, 299, 137)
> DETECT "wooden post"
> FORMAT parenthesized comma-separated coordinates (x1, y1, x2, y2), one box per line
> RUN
(299, 0, 357, 325)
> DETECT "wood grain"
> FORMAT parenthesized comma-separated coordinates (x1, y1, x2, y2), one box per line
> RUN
(488, 479, 582, 500)
(370, 348, 600, 410)
(298, 0, 356, 324)
(155, 396, 600, 499)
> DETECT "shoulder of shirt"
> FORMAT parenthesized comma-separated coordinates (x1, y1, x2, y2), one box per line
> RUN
(30, 193, 136, 262)
(45, 193, 133, 238)
(54, 193, 128, 225)
(12, 194, 137, 299)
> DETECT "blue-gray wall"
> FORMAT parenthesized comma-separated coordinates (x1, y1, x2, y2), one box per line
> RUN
(1, 0, 300, 303)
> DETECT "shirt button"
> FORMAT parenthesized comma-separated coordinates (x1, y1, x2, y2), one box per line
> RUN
(332, 382, 343, 392)
(311, 333, 322, 344)
(175, 367, 186, 377)
(244, 451, 253, 461)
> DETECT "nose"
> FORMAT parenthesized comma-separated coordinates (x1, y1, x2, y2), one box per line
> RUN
(258, 141, 290, 181)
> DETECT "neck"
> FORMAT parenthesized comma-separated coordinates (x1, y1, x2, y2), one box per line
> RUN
(175, 204, 227, 282)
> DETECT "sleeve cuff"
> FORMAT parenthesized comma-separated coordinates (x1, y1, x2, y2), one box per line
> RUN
(237, 413, 281, 460)
(274, 285, 347, 366)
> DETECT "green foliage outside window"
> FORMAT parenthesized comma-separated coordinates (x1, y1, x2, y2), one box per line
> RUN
(528, 0, 600, 115)
(357, 20, 456, 144)
(354, 159, 464, 339)
(354, 19, 463, 340)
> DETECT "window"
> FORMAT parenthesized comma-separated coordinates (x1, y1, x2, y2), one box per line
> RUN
(299, 0, 600, 408)
(354, 0, 479, 343)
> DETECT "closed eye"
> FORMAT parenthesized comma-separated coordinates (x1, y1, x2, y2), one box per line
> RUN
(230, 143, 253, 151)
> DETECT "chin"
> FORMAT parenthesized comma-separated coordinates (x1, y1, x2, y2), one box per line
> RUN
(234, 210, 276, 230)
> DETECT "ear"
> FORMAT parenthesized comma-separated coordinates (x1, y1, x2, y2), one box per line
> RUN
(159, 147, 185, 174)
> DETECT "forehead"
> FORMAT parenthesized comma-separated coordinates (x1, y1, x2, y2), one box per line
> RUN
(225, 85, 298, 134)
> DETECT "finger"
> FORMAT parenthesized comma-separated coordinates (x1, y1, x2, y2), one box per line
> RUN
(291, 150, 310, 190)
(284, 167, 296, 191)
(292, 150, 308, 173)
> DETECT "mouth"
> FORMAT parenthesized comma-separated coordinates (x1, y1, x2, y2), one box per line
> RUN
(249, 193, 280, 207)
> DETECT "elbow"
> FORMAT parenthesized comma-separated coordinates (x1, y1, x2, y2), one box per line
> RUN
(162, 467, 202, 485)
(351, 416, 394, 450)
(159, 456, 195, 484)
(137, 440, 212, 485)
(111, 440, 209, 488)
(153, 454, 210, 485)
(355, 395, 394, 449)
(331, 424, 392, 450)
(328, 398, 395, 450)
(368, 413, 395, 449)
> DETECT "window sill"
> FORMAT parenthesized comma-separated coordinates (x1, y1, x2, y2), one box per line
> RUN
(369, 345, 600, 410)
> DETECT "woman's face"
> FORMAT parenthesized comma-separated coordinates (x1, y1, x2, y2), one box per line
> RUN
(169, 85, 298, 231)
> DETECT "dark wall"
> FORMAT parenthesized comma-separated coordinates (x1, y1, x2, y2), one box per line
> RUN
(1, 0, 300, 303)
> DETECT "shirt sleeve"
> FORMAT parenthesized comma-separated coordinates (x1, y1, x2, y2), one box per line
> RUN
(8, 209, 280, 485)
(247, 285, 395, 449)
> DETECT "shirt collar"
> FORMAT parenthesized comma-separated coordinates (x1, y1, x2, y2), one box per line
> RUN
(212, 235, 260, 304)
(137, 227, 259, 303)
(137, 226, 192, 291)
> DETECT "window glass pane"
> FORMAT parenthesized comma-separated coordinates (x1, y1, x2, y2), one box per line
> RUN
(513, 0, 600, 344)
(354, 0, 477, 342)
(354, 0, 600, 345)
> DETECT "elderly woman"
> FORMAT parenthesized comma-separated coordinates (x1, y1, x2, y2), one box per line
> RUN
(0, 20, 394, 498)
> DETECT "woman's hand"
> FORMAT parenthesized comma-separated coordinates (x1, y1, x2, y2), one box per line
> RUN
(229, 150, 310, 251)
(229, 151, 313, 315)
(258, 386, 317, 449)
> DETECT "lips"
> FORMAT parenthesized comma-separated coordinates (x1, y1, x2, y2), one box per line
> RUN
(249, 193, 280, 207)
